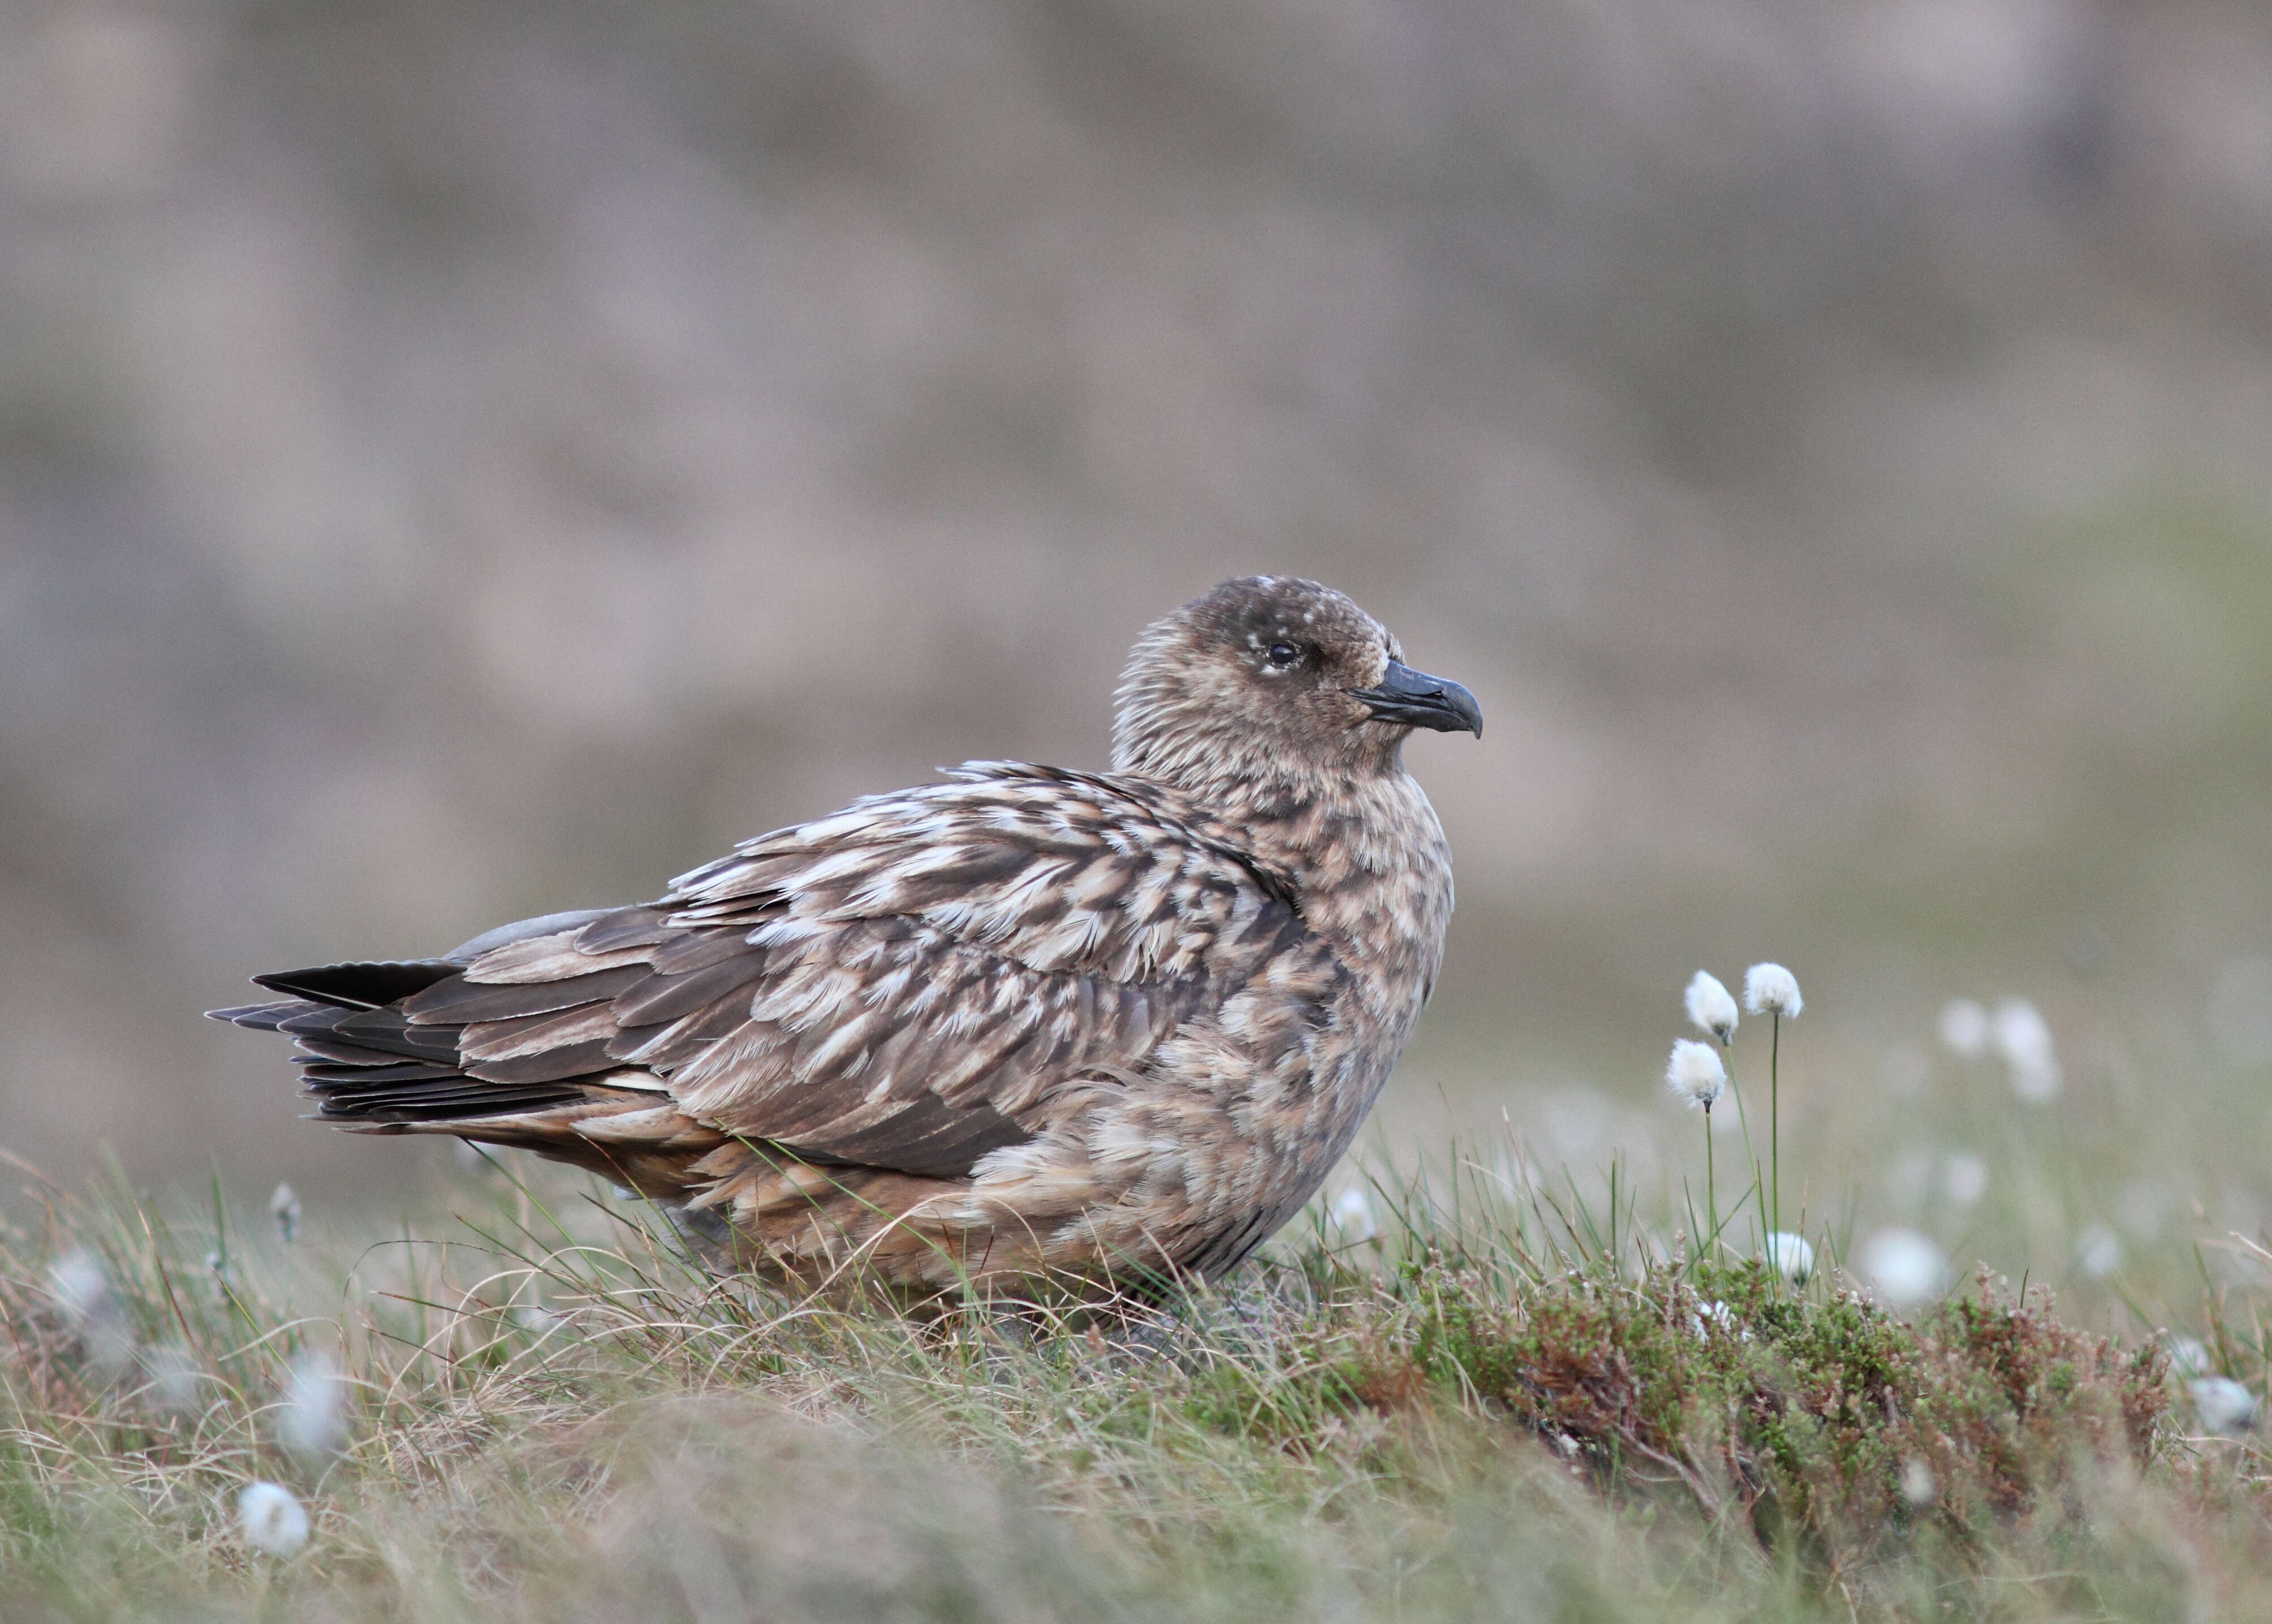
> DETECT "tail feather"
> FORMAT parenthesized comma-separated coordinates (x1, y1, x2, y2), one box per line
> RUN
(211, 962, 990, 1282)
(299, 1060, 462, 1084)
(278, 1005, 459, 1063)
(204, 1000, 308, 1029)
(317, 1082, 599, 1122)
(249, 960, 459, 1010)
(209, 960, 594, 1125)
(207, 957, 719, 1189)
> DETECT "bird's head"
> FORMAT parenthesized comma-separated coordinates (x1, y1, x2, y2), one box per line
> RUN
(1111, 576, 1481, 795)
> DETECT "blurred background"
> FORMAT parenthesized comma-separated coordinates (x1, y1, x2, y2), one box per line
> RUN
(3, 0, 2271, 1307)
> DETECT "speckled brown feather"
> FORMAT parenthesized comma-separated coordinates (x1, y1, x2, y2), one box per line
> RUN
(212, 578, 1466, 1295)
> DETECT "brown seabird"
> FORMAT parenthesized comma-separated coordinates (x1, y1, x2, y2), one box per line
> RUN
(211, 577, 1480, 1294)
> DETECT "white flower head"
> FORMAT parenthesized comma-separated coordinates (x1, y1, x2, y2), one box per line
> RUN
(237, 1481, 311, 1559)
(143, 1343, 203, 1415)
(1683, 971, 1739, 1044)
(1938, 998, 1990, 1058)
(1744, 963, 1803, 1018)
(48, 1249, 132, 1383)
(1900, 1458, 1938, 1506)
(2166, 1335, 2211, 1379)
(279, 1350, 346, 1463)
(2191, 1375, 2258, 1437)
(270, 1184, 301, 1244)
(2076, 1224, 2122, 1278)
(1992, 997, 2061, 1102)
(1329, 1187, 1377, 1244)
(1664, 1040, 1727, 1110)
(1765, 1231, 1814, 1283)
(47, 1250, 111, 1324)
(1942, 1152, 1989, 1208)
(1860, 1227, 1947, 1312)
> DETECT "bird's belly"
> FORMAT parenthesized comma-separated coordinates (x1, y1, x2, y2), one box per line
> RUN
(740, 976, 1431, 1294)
(978, 986, 1413, 1282)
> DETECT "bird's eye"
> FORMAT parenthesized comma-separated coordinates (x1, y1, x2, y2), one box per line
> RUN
(1266, 642, 1301, 668)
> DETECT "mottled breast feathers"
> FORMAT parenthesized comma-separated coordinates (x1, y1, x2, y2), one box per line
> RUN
(385, 765, 1314, 1180)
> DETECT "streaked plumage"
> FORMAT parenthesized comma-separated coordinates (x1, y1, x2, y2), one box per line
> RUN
(212, 577, 1480, 1295)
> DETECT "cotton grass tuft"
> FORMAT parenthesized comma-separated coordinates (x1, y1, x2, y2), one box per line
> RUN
(270, 1183, 301, 1243)
(1939, 998, 1990, 1058)
(1743, 963, 1802, 1017)
(1765, 1231, 1813, 1283)
(1663, 1040, 1726, 1109)
(2076, 1224, 2122, 1277)
(46, 1248, 110, 1321)
(1742, 963, 1803, 1269)
(47, 1248, 133, 1384)
(1942, 1152, 1989, 1208)
(1859, 1227, 1947, 1311)
(237, 1481, 311, 1558)
(279, 1350, 346, 1463)
(1683, 971, 1739, 1044)
(141, 1342, 202, 1415)
(2190, 1376, 2258, 1437)
(1992, 997, 2062, 1101)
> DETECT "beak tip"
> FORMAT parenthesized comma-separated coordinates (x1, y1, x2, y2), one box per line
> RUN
(1349, 664, 1484, 738)
(1440, 678, 1485, 740)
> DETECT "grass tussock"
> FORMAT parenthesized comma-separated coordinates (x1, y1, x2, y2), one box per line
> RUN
(0, 1149, 2266, 1622)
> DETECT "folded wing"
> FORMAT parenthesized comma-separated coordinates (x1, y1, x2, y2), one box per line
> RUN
(221, 766, 1307, 1182)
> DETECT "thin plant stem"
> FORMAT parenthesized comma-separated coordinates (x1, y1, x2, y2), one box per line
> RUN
(1769, 1011, 1783, 1295)
(1703, 1104, 1717, 1259)
(1721, 1044, 1765, 1255)
(1763, 1008, 1781, 1299)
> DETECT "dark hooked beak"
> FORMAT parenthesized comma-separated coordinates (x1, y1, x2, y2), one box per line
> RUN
(1347, 661, 1484, 738)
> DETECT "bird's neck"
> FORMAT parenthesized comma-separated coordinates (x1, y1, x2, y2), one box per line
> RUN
(1180, 764, 1455, 966)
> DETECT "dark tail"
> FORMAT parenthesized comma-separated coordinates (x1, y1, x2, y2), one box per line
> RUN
(207, 914, 734, 1203)
(208, 959, 593, 1125)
